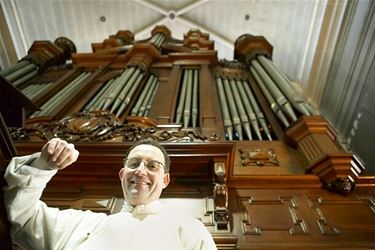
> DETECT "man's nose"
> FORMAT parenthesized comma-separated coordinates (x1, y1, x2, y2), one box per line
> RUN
(134, 161, 147, 175)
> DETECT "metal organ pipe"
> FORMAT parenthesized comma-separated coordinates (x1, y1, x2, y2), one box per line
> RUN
(105, 67, 137, 111)
(222, 78, 243, 140)
(235, 80, 261, 140)
(230, 79, 252, 140)
(251, 60, 297, 122)
(191, 69, 199, 128)
(257, 55, 311, 116)
(5, 63, 37, 82)
(250, 67, 290, 127)
(150, 32, 166, 48)
(241, 80, 272, 141)
(175, 70, 188, 124)
(216, 77, 233, 141)
(138, 76, 159, 116)
(115, 72, 145, 116)
(110, 68, 141, 113)
(183, 69, 193, 128)
(12, 69, 38, 88)
(32, 72, 91, 117)
(175, 69, 199, 128)
(0, 60, 30, 77)
(131, 75, 155, 116)
(144, 79, 159, 117)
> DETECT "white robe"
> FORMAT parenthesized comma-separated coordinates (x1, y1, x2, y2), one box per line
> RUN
(3, 154, 217, 250)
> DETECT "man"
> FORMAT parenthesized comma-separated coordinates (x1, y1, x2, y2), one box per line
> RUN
(3, 138, 217, 250)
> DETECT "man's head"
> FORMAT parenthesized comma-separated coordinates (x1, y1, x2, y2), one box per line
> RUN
(119, 141, 170, 206)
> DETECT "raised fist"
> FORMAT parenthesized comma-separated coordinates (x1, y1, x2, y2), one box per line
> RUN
(31, 138, 79, 170)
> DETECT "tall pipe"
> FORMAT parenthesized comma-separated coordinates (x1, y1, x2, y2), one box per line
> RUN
(5, 64, 37, 82)
(12, 70, 38, 88)
(144, 79, 159, 117)
(41, 72, 90, 115)
(33, 72, 90, 117)
(131, 75, 154, 115)
(223, 78, 243, 140)
(84, 78, 114, 111)
(216, 77, 233, 141)
(175, 70, 188, 124)
(257, 55, 310, 116)
(183, 69, 193, 128)
(251, 60, 297, 122)
(116, 72, 145, 117)
(230, 79, 252, 140)
(250, 67, 290, 127)
(191, 69, 199, 128)
(241, 80, 272, 141)
(105, 67, 137, 111)
(0, 60, 30, 77)
(235, 80, 261, 140)
(138, 77, 158, 116)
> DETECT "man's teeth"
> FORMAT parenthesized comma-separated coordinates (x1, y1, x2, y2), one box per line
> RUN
(131, 180, 149, 185)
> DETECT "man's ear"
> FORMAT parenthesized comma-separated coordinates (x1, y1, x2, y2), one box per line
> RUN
(163, 173, 170, 189)
(119, 168, 125, 180)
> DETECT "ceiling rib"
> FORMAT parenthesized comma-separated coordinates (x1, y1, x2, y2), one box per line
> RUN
(132, 0, 168, 15)
(176, 0, 212, 16)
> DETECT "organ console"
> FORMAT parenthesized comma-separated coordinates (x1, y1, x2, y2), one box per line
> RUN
(1, 25, 375, 249)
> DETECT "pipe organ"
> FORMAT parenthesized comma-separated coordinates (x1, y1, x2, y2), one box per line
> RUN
(1, 26, 375, 249)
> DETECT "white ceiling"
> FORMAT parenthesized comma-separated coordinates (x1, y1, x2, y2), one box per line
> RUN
(1, 0, 328, 86)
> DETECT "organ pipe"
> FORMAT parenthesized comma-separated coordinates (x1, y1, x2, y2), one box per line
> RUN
(230, 79, 252, 140)
(32, 72, 91, 117)
(0, 60, 30, 77)
(250, 67, 290, 127)
(12, 69, 38, 88)
(115, 72, 145, 116)
(144, 79, 159, 117)
(175, 70, 188, 124)
(191, 69, 199, 128)
(251, 60, 297, 122)
(222, 78, 243, 140)
(131, 75, 155, 116)
(257, 55, 311, 116)
(235, 80, 261, 140)
(216, 77, 233, 141)
(241, 80, 272, 141)
(183, 70, 193, 128)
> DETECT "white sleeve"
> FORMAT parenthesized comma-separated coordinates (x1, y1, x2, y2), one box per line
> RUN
(3, 154, 106, 250)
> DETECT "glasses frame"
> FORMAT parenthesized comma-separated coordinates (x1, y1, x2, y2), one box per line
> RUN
(123, 157, 165, 173)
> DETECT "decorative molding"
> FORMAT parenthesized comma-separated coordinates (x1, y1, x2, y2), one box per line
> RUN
(10, 111, 215, 142)
(306, 153, 365, 194)
(240, 196, 308, 235)
(213, 161, 230, 230)
(238, 148, 279, 167)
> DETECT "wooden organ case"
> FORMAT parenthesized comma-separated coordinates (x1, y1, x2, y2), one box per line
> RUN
(1, 25, 375, 249)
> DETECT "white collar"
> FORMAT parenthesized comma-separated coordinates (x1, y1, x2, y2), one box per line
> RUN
(121, 200, 164, 215)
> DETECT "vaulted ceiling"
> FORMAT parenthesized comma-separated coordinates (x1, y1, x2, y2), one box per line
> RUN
(1, 0, 328, 87)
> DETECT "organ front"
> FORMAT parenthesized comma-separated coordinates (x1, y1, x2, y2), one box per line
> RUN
(1, 25, 375, 249)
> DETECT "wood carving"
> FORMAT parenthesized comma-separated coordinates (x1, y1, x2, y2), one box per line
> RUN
(10, 111, 215, 143)
(238, 148, 279, 167)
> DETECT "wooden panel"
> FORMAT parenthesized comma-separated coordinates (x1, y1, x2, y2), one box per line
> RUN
(231, 188, 375, 249)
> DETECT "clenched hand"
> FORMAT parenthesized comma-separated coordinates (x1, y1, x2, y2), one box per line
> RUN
(31, 138, 79, 170)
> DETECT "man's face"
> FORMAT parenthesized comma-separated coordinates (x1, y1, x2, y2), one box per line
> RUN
(119, 144, 170, 206)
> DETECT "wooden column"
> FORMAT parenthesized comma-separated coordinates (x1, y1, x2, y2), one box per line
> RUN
(285, 116, 365, 193)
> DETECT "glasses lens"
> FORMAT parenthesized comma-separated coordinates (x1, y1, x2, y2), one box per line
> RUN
(126, 158, 141, 169)
(125, 158, 164, 172)
(145, 161, 163, 172)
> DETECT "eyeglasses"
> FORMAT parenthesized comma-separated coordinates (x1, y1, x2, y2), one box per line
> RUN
(124, 157, 165, 173)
